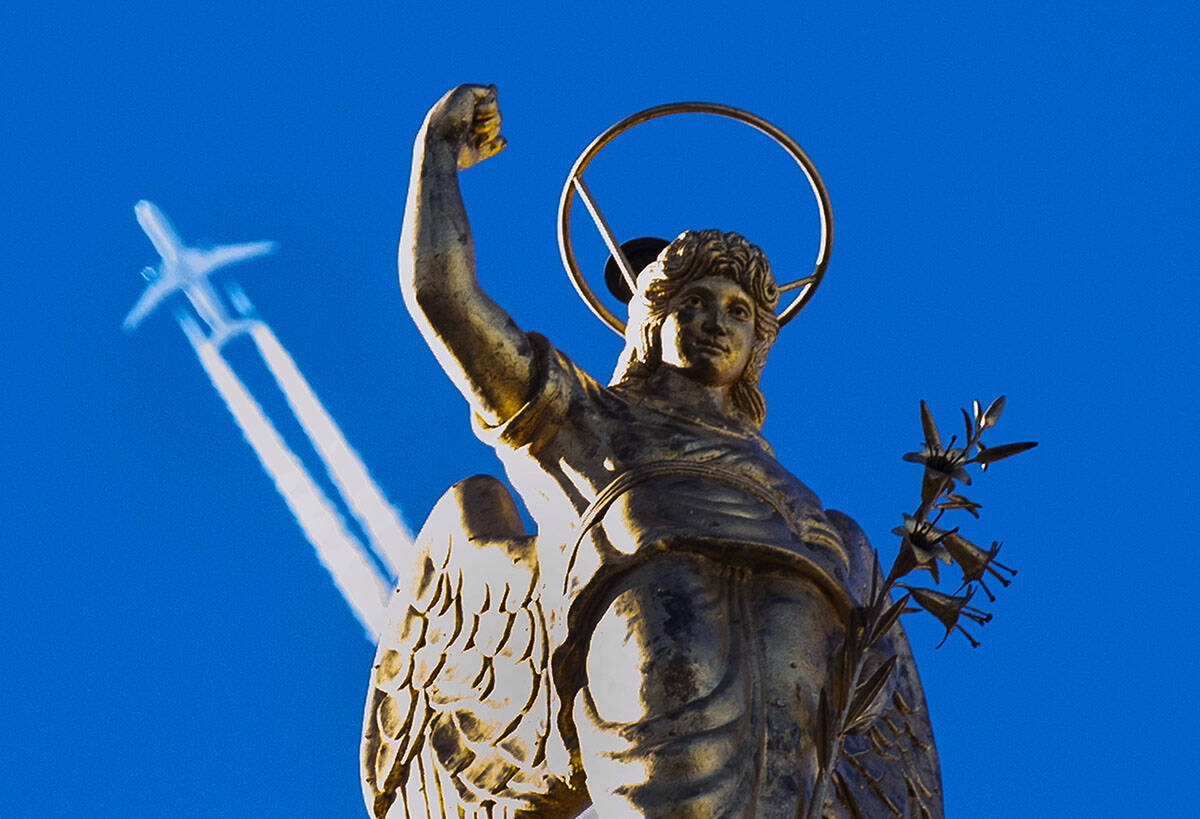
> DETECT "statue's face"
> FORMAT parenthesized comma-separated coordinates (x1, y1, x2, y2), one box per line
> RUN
(658, 276, 755, 388)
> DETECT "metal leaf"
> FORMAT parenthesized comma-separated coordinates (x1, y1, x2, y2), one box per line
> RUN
(815, 685, 832, 771)
(974, 441, 1037, 464)
(847, 655, 898, 725)
(868, 593, 910, 648)
(919, 400, 941, 450)
(920, 470, 944, 506)
(961, 407, 973, 444)
(936, 493, 981, 518)
(843, 613, 861, 661)
(845, 711, 878, 736)
(982, 395, 1006, 428)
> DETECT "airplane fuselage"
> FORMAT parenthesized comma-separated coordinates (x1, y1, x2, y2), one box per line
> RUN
(124, 200, 275, 341)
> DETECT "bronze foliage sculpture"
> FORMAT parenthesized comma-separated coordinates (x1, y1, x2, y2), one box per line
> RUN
(361, 85, 1034, 818)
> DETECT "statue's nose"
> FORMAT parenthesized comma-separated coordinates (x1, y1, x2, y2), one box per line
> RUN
(702, 310, 728, 335)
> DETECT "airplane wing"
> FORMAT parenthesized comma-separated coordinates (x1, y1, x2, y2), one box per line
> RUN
(123, 277, 178, 330)
(134, 200, 184, 264)
(195, 241, 276, 274)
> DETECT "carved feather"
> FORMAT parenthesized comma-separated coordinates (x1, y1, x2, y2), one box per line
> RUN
(361, 478, 583, 819)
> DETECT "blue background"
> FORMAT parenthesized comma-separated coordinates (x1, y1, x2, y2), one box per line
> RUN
(3, 2, 1196, 815)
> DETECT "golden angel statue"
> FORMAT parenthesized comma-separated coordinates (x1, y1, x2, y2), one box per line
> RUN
(361, 85, 944, 819)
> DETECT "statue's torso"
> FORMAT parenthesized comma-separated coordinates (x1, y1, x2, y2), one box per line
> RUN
(361, 335, 942, 817)
(474, 335, 863, 621)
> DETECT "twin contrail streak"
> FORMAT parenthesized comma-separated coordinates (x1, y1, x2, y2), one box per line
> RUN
(123, 201, 413, 639)
(180, 314, 390, 638)
(251, 324, 410, 580)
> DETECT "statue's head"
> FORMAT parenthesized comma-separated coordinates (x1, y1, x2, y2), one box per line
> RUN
(611, 229, 779, 427)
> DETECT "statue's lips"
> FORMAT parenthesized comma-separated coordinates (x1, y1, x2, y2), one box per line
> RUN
(691, 339, 728, 354)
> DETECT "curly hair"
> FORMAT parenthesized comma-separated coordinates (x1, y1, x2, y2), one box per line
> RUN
(610, 229, 779, 427)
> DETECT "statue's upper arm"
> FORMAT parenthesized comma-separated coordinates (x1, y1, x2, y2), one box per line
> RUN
(398, 92, 534, 426)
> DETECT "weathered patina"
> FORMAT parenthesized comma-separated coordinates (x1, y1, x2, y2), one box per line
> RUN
(361, 85, 942, 818)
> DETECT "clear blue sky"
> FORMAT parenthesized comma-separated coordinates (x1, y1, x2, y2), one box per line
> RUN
(3, 2, 1196, 816)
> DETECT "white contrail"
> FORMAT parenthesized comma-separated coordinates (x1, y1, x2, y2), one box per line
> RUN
(251, 324, 411, 579)
(179, 314, 389, 638)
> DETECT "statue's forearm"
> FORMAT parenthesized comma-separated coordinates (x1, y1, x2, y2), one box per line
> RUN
(402, 129, 470, 294)
(399, 126, 533, 426)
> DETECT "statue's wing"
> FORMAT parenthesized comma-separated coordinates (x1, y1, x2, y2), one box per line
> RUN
(362, 505, 575, 818)
(827, 511, 945, 819)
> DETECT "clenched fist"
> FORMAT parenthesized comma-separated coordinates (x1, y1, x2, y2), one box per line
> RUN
(423, 84, 506, 170)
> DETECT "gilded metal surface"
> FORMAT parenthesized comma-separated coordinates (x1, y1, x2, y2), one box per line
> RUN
(556, 101, 833, 335)
(363, 85, 942, 818)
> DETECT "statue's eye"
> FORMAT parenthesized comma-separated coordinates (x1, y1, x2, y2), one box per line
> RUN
(729, 303, 752, 321)
(680, 294, 705, 310)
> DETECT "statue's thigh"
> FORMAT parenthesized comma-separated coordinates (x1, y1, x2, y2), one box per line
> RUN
(585, 553, 733, 725)
(576, 561, 844, 817)
(578, 555, 748, 816)
(747, 574, 845, 813)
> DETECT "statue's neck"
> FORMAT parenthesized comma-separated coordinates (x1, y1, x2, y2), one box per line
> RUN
(641, 367, 737, 424)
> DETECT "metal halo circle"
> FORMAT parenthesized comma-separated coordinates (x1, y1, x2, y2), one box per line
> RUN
(557, 101, 833, 336)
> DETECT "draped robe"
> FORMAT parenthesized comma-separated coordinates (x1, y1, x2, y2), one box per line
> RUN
(362, 333, 942, 817)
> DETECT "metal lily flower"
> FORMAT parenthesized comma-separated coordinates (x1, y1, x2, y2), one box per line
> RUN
(808, 396, 1036, 816)
(851, 396, 1035, 654)
(893, 397, 1035, 645)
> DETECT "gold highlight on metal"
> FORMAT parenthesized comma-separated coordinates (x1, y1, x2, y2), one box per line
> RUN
(366, 85, 966, 819)
(572, 175, 638, 295)
(557, 101, 834, 335)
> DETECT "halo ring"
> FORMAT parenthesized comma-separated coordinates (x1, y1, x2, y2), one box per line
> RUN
(557, 102, 833, 336)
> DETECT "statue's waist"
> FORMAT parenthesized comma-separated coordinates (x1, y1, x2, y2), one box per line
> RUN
(564, 466, 852, 610)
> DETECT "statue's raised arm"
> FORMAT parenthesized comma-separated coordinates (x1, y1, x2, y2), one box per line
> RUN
(369, 90, 959, 819)
(400, 84, 533, 426)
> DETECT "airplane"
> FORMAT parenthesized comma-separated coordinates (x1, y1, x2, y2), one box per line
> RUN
(123, 200, 275, 344)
